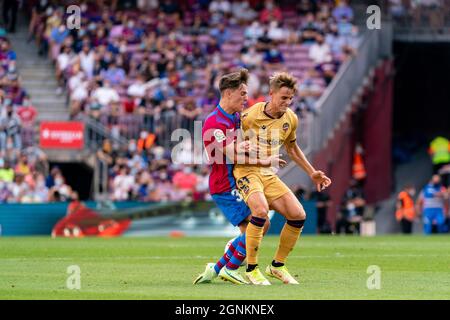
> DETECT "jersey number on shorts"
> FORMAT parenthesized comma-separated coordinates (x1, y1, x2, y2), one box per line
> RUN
(231, 189, 243, 202)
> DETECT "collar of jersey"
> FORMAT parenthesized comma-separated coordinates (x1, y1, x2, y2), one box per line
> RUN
(217, 104, 235, 121)
(262, 102, 285, 119)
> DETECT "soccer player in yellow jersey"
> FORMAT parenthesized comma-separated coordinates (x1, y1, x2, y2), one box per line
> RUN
(233, 72, 332, 285)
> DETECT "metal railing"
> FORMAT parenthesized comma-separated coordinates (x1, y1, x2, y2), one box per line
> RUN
(83, 115, 129, 152)
(97, 111, 200, 150)
(93, 157, 109, 201)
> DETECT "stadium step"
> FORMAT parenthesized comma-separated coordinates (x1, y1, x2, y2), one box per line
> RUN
(9, 19, 71, 122)
(17, 60, 54, 68)
(37, 113, 70, 121)
(31, 96, 67, 104)
(26, 88, 66, 98)
(18, 72, 58, 81)
(22, 80, 60, 89)
(26, 85, 61, 93)
(43, 148, 96, 164)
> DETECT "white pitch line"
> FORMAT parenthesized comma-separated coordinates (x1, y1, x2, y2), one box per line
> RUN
(0, 253, 448, 262)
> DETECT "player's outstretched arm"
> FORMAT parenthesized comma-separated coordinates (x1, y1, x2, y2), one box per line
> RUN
(204, 125, 286, 167)
(285, 141, 331, 192)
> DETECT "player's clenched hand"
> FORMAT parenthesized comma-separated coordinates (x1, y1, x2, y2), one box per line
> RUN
(310, 170, 332, 192)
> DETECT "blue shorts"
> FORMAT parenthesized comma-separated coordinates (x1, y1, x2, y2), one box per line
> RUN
(423, 208, 446, 234)
(211, 190, 251, 226)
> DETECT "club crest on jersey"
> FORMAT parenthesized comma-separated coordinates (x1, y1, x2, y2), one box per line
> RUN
(237, 177, 250, 194)
(213, 129, 226, 143)
(282, 123, 289, 132)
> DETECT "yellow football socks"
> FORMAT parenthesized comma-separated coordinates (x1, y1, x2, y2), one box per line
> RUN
(274, 220, 304, 264)
(246, 216, 266, 266)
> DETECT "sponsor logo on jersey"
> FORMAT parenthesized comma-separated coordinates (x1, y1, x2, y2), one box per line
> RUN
(213, 129, 226, 143)
(257, 136, 282, 146)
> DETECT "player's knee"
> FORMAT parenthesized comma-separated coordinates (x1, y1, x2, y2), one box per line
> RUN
(252, 204, 269, 218)
(290, 207, 306, 221)
(299, 211, 307, 221)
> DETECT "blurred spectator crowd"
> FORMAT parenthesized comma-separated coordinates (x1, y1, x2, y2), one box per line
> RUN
(96, 136, 210, 202)
(389, 0, 450, 30)
(0, 36, 37, 157)
(24, 0, 360, 202)
(28, 0, 360, 201)
(30, 0, 359, 124)
(0, 147, 78, 203)
(0, 28, 46, 203)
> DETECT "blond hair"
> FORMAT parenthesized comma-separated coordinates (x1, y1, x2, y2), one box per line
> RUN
(269, 72, 298, 94)
(219, 68, 249, 93)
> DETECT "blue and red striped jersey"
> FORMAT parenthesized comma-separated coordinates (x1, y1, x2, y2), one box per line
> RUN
(202, 105, 240, 195)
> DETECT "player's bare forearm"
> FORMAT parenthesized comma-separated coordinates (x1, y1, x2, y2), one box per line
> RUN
(220, 142, 276, 166)
(285, 142, 315, 176)
(286, 142, 331, 191)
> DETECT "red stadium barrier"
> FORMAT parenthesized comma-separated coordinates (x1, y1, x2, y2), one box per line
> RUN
(51, 202, 130, 238)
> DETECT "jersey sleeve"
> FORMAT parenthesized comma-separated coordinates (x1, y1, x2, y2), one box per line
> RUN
(285, 112, 299, 144)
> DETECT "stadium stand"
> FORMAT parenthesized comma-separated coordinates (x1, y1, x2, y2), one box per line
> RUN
(0, 0, 447, 236)
(25, 0, 360, 202)
(0, 27, 76, 203)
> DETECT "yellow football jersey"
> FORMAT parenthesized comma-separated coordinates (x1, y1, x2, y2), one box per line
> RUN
(234, 101, 298, 177)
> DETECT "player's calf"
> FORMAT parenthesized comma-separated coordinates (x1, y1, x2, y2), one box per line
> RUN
(273, 219, 305, 265)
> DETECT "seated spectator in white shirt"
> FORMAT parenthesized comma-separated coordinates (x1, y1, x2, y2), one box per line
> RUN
(10, 174, 29, 203)
(209, 0, 231, 15)
(309, 33, 332, 65)
(232, 0, 257, 24)
(68, 71, 89, 119)
(56, 46, 76, 94)
(244, 21, 264, 45)
(127, 74, 148, 98)
(113, 166, 135, 201)
(209, 0, 231, 24)
(79, 44, 95, 78)
(267, 20, 286, 43)
(241, 46, 263, 69)
(92, 79, 120, 107)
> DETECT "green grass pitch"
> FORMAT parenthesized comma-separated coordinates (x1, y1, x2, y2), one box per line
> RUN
(0, 235, 449, 300)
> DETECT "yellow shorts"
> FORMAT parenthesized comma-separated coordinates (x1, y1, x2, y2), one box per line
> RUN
(234, 172, 292, 205)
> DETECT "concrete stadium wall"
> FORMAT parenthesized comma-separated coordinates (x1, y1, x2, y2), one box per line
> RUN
(312, 59, 394, 230)
(362, 60, 394, 203)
